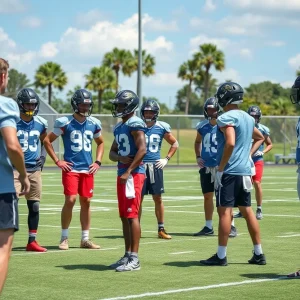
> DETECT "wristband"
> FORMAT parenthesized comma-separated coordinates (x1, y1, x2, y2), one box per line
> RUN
(166, 156, 170, 161)
(95, 160, 102, 166)
(197, 156, 201, 158)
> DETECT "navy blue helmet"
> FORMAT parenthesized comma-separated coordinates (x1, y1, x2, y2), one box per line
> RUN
(140, 99, 160, 122)
(110, 90, 139, 118)
(290, 76, 300, 105)
(71, 89, 93, 116)
(215, 82, 244, 108)
(203, 97, 220, 120)
(247, 105, 262, 123)
(16, 88, 40, 116)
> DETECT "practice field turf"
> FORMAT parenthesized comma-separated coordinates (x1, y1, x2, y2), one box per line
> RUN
(2, 166, 300, 299)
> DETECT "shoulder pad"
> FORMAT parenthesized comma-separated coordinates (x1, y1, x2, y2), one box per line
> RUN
(259, 124, 270, 135)
(34, 116, 48, 128)
(88, 116, 102, 128)
(127, 116, 146, 128)
(54, 116, 72, 128)
(196, 120, 208, 130)
(156, 121, 171, 132)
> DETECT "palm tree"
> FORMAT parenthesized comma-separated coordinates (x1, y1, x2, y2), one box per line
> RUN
(34, 62, 67, 106)
(178, 59, 200, 114)
(102, 48, 133, 93)
(132, 49, 155, 77)
(6, 69, 31, 98)
(194, 43, 225, 100)
(85, 66, 117, 113)
(194, 70, 217, 100)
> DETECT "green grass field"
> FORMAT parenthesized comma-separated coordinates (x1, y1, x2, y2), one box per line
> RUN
(2, 166, 300, 299)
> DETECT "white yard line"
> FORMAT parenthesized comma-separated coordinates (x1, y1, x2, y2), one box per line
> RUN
(276, 234, 300, 238)
(98, 278, 285, 300)
(169, 251, 195, 255)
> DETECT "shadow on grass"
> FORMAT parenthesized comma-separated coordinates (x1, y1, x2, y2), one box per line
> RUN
(12, 245, 63, 251)
(240, 273, 288, 279)
(164, 261, 200, 267)
(56, 264, 111, 271)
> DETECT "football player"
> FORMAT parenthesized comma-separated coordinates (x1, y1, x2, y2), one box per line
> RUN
(200, 82, 266, 266)
(15, 88, 48, 252)
(109, 90, 146, 272)
(43, 89, 104, 250)
(288, 76, 300, 277)
(139, 99, 178, 239)
(0, 58, 30, 294)
(234, 106, 272, 220)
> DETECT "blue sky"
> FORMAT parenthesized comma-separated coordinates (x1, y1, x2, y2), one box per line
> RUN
(1, 0, 300, 108)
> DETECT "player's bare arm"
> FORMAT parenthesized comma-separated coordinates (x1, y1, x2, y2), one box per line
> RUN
(194, 132, 202, 157)
(1, 126, 30, 195)
(89, 135, 104, 174)
(163, 132, 178, 159)
(250, 127, 264, 156)
(218, 126, 235, 172)
(43, 132, 73, 171)
(263, 135, 273, 154)
(109, 140, 133, 164)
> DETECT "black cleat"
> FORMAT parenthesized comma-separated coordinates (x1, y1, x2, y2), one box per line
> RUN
(193, 226, 214, 236)
(248, 252, 266, 265)
(229, 225, 237, 238)
(200, 253, 228, 266)
(233, 211, 243, 218)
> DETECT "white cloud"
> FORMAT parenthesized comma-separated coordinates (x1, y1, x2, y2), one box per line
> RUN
(143, 14, 178, 32)
(0, 27, 16, 49)
(58, 14, 173, 59)
(225, 0, 300, 12)
(239, 48, 252, 59)
(76, 9, 105, 27)
(281, 80, 294, 88)
(149, 72, 182, 87)
(21, 16, 42, 28)
(265, 41, 286, 47)
(213, 68, 241, 85)
(190, 34, 231, 53)
(288, 54, 300, 70)
(189, 18, 206, 28)
(0, 0, 25, 13)
(39, 42, 59, 58)
(204, 0, 216, 12)
(6, 51, 36, 68)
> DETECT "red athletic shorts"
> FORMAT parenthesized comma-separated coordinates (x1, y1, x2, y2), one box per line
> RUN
(62, 171, 94, 198)
(252, 160, 264, 182)
(117, 173, 145, 218)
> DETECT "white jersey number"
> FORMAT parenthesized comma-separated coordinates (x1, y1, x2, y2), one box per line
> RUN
(70, 130, 93, 152)
(145, 134, 161, 153)
(203, 133, 217, 153)
(116, 133, 130, 156)
(17, 130, 40, 152)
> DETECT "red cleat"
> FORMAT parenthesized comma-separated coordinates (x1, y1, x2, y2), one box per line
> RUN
(26, 241, 47, 252)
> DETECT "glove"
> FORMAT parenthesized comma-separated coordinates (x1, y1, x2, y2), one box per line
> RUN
(214, 171, 223, 190)
(253, 151, 264, 157)
(197, 157, 205, 169)
(155, 158, 168, 169)
(36, 156, 46, 171)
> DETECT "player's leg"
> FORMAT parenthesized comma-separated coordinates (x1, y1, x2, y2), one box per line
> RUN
(59, 172, 78, 250)
(116, 173, 144, 272)
(297, 167, 300, 200)
(253, 161, 264, 219)
(194, 168, 214, 236)
(237, 176, 266, 265)
(26, 171, 47, 252)
(139, 168, 149, 223)
(0, 193, 18, 294)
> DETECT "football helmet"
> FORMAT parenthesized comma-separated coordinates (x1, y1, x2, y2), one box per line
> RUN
(290, 76, 300, 105)
(247, 105, 262, 123)
(203, 97, 220, 120)
(16, 88, 40, 116)
(110, 90, 139, 118)
(215, 82, 244, 108)
(71, 89, 93, 117)
(140, 99, 160, 122)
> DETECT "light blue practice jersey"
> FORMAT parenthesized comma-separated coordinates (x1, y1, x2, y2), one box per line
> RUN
(113, 116, 146, 176)
(0, 96, 20, 193)
(252, 123, 270, 163)
(17, 116, 48, 170)
(143, 121, 171, 163)
(196, 120, 217, 167)
(296, 118, 300, 164)
(216, 110, 254, 175)
(53, 115, 102, 172)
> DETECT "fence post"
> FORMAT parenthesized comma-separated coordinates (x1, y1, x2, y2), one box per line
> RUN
(284, 118, 286, 156)
(176, 116, 180, 165)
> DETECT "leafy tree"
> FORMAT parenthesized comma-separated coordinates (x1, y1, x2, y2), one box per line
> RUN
(5, 68, 31, 98)
(85, 66, 117, 113)
(175, 85, 202, 115)
(102, 48, 133, 93)
(132, 49, 155, 77)
(34, 62, 68, 106)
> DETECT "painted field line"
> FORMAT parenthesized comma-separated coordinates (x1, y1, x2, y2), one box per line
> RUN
(98, 278, 286, 300)
(170, 251, 195, 255)
(276, 234, 300, 238)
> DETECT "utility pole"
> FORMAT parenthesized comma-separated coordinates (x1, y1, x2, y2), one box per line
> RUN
(137, 0, 142, 111)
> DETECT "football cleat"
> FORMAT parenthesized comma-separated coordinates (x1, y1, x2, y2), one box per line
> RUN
(109, 255, 129, 269)
(193, 226, 214, 236)
(80, 239, 100, 249)
(115, 258, 141, 272)
(248, 252, 266, 265)
(158, 228, 172, 239)
(26, 241, 47, 252)
(58, 238, 69, 250)
(229, 225, 237, 238)
(256, 208, 263, 220)
(200, 253, 228, 266)
(287, 270, 300, 278)
(233, 211, 243, 218)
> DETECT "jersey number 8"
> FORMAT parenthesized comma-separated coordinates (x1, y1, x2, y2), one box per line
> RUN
(70, 130, 93, 152)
